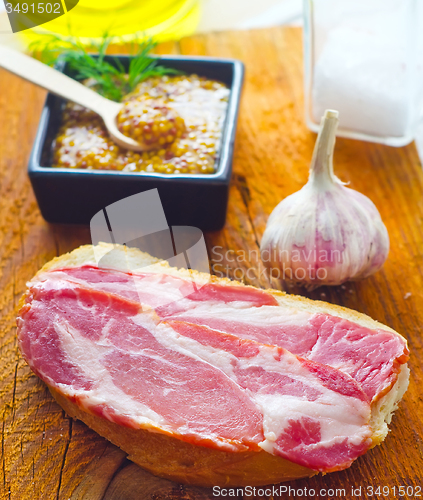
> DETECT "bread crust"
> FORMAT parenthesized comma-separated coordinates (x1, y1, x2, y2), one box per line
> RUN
(22, 243, 409, 486)
(49, 388, 315, 487)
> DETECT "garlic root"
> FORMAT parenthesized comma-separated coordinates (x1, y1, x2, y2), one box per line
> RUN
(260, 109, 389, 290)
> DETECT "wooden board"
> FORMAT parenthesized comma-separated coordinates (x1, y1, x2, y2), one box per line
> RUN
(1, 26, 423, 499)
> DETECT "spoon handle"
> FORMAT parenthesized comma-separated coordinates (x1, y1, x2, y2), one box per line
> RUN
(0, 45, 120, 117)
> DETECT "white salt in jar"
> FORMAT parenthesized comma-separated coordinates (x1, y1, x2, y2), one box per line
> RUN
(303, 0, 423, 146)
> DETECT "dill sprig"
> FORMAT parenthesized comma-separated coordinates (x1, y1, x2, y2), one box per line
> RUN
(29, 34, 182, 102)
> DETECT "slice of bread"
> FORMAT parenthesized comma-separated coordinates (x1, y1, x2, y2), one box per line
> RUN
(21, 243, 409, 486)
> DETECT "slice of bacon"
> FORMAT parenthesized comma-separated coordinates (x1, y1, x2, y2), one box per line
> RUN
(17, 279, 373, 472)
(166, 321, 372, 472)
(18, 281, 263, 452)
(169, 310, 409, 402)
(38, 265, 409, 402)
(44, 266, 277, 308)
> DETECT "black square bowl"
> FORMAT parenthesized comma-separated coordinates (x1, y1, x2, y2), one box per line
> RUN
(28, 55, 244, 231)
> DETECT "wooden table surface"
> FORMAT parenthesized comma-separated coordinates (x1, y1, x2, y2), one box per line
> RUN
(1, 26, 423, 500)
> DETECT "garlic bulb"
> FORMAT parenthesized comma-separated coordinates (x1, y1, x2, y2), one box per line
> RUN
(260, 109, 389, 290)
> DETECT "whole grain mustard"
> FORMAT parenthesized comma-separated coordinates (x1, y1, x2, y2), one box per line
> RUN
(53, 74, 229, 175)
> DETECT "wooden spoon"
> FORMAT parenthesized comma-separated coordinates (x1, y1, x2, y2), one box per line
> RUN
(0, 45, 152, 152)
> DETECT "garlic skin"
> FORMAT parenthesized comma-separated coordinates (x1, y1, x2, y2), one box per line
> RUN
(260, 110, 389, 290)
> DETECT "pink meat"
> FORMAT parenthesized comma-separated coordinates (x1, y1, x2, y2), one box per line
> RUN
(167, 321, 371, 471)
(170, 313, 408, 401)
(18, 301, 93, 391)
(17, 282, 264, 451)
(17, 280, 373, 472)
(306, 314, 408, 400)
(47, 266, 277, 307)
(168, 321, 368, 402)
(41, 266, 408, 402)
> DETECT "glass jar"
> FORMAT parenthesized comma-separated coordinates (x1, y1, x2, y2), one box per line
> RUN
(303, 0, 423, 146)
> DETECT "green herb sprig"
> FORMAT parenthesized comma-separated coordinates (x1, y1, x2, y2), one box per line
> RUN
(29, 34, 182, 102)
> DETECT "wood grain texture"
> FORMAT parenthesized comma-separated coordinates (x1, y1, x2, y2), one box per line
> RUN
(0, 27, 422, 499)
